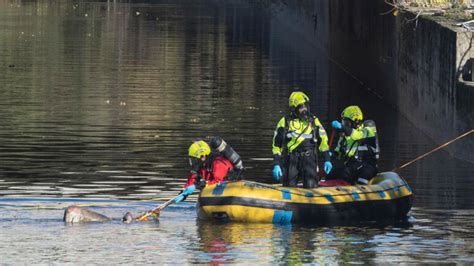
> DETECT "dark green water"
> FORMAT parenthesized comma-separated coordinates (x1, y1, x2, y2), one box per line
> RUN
(0, 0, 473, 264)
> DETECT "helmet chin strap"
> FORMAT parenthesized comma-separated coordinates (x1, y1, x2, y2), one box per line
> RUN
(292, 109, 309, 119)
(189, 157, 204, 173)
(299, 110, 311, 120)
(342, 118, 360, 129)
(293, 103, 311, 120)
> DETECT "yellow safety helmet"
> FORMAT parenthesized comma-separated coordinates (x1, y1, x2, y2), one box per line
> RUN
(289, 91, 310, 108)
(188, 140, 211, 158)
(341, 105, 363, 122)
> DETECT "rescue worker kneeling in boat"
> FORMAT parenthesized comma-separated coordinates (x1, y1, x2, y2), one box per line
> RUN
(327, 105, 380, 185)
(271, 91, 332, 188)
(175, 137, 244, 203)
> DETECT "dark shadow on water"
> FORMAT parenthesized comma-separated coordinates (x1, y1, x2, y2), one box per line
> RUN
(196, 215, 414, 229)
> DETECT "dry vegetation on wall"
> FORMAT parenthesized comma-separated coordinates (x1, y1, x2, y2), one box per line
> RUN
(402, 0, 470, 7)
(387, 0, 474, 21)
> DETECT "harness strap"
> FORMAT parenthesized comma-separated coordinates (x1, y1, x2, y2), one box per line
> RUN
(285, 113, 318, 152)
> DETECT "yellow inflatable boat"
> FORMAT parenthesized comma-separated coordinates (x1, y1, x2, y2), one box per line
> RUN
(197, 172, 413, 225)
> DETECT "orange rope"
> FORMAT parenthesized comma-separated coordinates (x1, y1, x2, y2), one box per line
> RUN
(393, 129, 474, 172)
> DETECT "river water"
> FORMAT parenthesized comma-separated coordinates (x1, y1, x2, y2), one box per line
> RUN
(0, 0, 473, 264)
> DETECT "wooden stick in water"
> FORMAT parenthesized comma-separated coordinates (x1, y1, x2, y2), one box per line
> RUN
(122, 194, 182, 223)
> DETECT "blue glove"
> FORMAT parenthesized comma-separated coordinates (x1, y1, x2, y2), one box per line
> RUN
(182, 185, 195, 196)
(272, 164, 282, 181)
(331, 120, 342, 130)
(174, 194, 186, 203)
(324, 161, 333, 174)
(175, 184, 196, 203)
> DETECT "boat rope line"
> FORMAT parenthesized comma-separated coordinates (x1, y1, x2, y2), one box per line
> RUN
(237, 180, 409, 199)
(308, 34, 385, 100)
(393, 129, 474, 172)
(199, 193, 412, 210)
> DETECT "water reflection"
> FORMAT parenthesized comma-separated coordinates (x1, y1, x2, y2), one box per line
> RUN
(0, 0, 473, 264)
(1, 0, 471, 203)
(193, 215, 474, 264)
(1, 0, 282, 198)
(0, 198, 473, 264)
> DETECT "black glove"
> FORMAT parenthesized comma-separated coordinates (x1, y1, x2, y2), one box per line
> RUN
(177, 189, 188, 202)
(195, 179, 207, 190)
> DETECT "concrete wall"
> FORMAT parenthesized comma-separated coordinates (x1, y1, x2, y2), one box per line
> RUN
(329, 0, 473, 162)
(254, 0, 473, 161)
(262, 0, 331, 116)
(455, 31, 474, 143)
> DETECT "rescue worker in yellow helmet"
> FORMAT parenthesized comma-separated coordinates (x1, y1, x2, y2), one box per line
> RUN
(175, 137, 243, 203)
(272, 91, 332, 188)
(327, 105, 379, 185)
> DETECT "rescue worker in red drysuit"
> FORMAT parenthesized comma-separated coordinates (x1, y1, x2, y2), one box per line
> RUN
(176, 137, 243, 203)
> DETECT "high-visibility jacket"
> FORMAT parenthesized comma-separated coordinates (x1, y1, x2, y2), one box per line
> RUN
(184, 155, 234, 188)
(272, 113, 330, 164)
(334, 120, 379, 163)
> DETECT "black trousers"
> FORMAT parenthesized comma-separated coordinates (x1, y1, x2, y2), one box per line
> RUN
(326, 159, 377, 184)
(283, 151, 318, 188)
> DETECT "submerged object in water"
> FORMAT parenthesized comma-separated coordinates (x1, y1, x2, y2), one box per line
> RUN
(63, 206, 162, 224)
(122, 212, 135, 224)
(198, 171, 413, 225)
(62, 206, 163, 224)
(63, 205, 111, 223)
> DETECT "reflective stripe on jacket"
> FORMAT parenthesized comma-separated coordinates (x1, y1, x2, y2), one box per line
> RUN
(335, 121, 378, 161)
(272, 115, 329, 156)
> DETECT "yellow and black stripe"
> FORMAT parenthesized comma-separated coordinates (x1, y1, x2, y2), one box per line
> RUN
(198, 172, 412, 225)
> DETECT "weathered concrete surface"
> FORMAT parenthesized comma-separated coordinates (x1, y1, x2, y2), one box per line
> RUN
(403, 0, 471, 8)
(328, 0, 474, 162)
(264, 0, 331, 114)
(454, 30, 474, 162)
(254, 0, 473, 161)
(252, 0, 474, 161)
